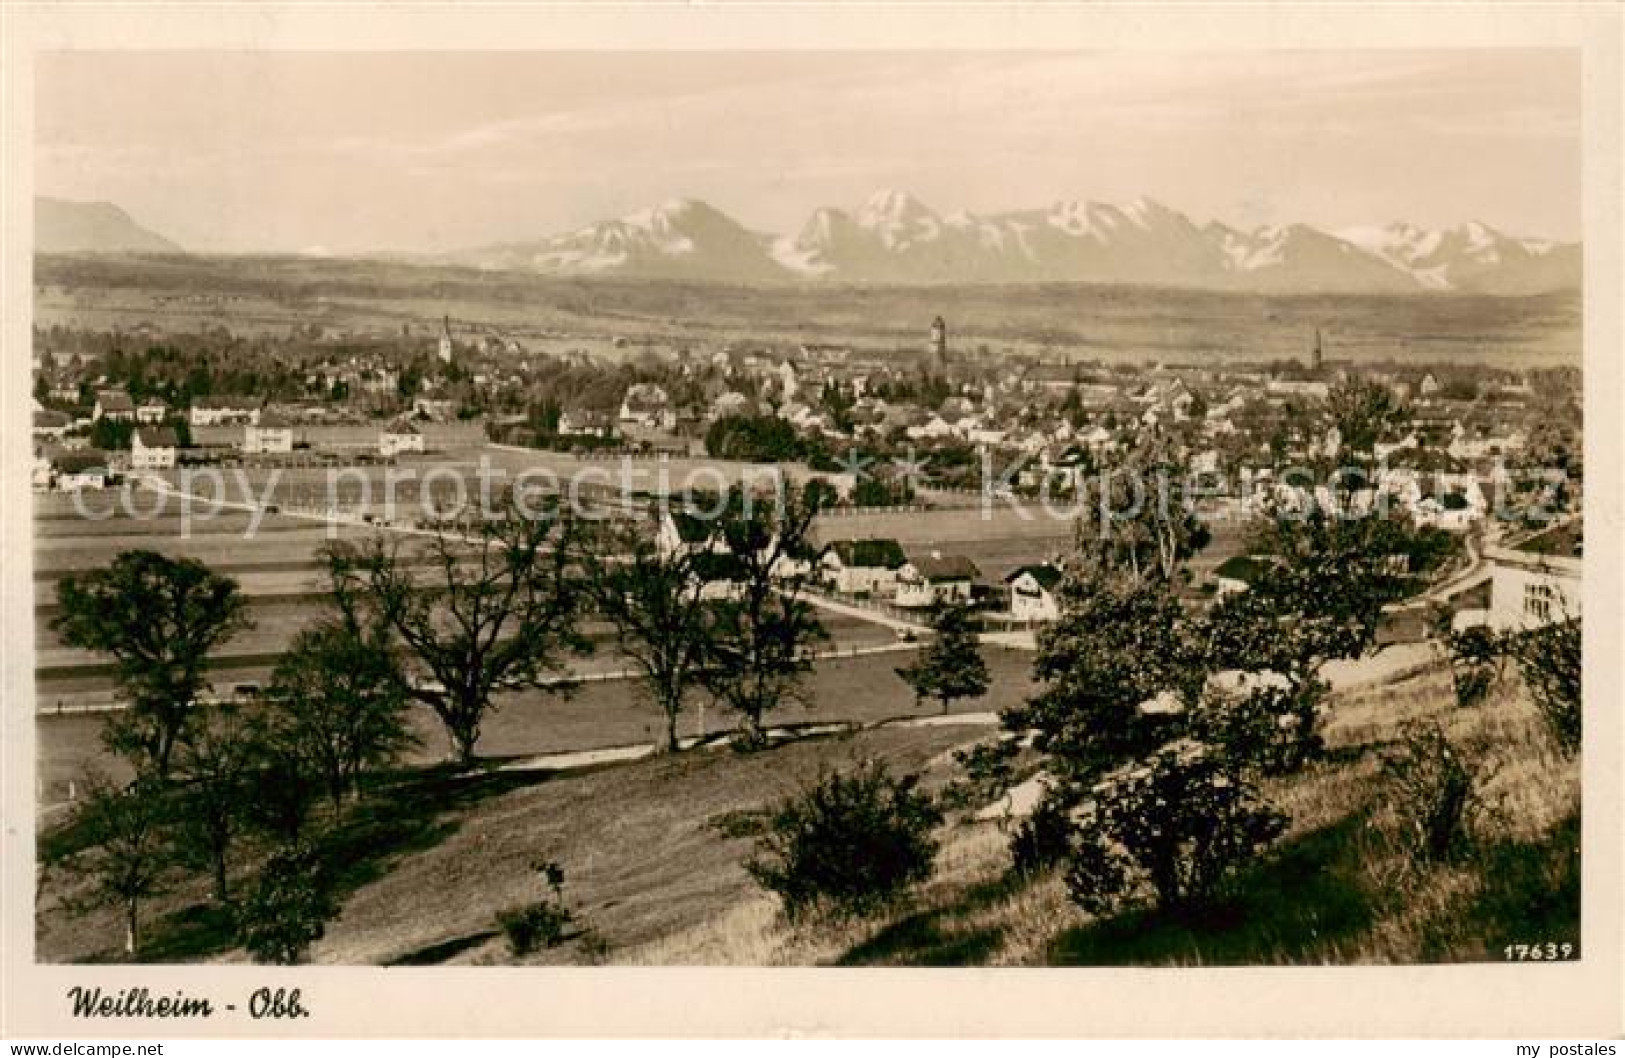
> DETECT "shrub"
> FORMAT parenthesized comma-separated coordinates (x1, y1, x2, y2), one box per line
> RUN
(496, 860, 573, 956)
(1507, 617, 1581, 754)
(1443, 624, 1506, 708)
(1064, 739, 1288, 915)
(235, 843, 336, 964)
(746, 760, 942, 920)
(1010, 787, 1077, 877)
(1379, 722, 1485, 864)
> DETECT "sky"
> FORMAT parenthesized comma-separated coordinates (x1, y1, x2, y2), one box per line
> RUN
(35, 50, 1581, 254)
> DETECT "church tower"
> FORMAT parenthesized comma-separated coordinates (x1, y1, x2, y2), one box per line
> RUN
(437, 315, 454, 365)
(1310, 327, 1324, 374)
(930, 316, 948, 366)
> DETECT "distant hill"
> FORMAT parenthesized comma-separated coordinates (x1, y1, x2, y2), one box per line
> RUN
(438, 190, 1580, 295)
(35, 197, 181, 254)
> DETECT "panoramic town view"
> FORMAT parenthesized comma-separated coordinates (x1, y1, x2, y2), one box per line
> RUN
(30, 50, 1582, 969)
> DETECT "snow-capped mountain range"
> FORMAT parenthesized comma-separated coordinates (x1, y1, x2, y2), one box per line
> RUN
(444, 191, 1579, 294)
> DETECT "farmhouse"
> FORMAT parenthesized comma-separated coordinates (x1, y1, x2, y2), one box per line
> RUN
(819, 538, 907, 596)
(1005, 564, 1064, 623)
(379, 420, 424, 458)
(1484, 518, 1581, 632)
(131, 427, 179, 471)
(92, 389, 135, 422)
(243, 414, 294, 455)
(895, 553, 980, 609)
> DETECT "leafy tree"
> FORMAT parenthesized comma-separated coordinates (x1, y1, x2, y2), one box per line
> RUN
(1326, 376, 1404, 468)
(234, 843, 337, 964)
(171, 703, 266, 903)
(896, 603, 991, 713)
(700, 483, 828, 748)
(53, 551, 250, 779)
(747, 760, 942, 920)
(325, 497, 589, 765)
(263, 617, 416, 810)
(1200, 509, 1448, 771)
(1009, 565, 1201, 772)
(1073, 436, 1210, 582)
(584, 520, 715, 753)
(704, 414, 801, 462)
(88, 417, 134, 451)
(45, 777, 176, 957)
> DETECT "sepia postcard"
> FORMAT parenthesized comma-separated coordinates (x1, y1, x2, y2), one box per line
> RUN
(2, 2, 1622, 1040)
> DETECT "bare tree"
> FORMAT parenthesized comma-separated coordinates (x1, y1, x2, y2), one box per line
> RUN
(325, 498, 589, 766)
(582, 518, 715, 753)
(700, 483, 828, 748)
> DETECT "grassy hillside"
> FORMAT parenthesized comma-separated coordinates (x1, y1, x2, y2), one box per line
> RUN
(35, 652, 1578, 966)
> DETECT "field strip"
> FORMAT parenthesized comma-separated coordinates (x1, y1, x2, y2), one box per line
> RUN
(33, 639, 925, 714)
(493, 711, 1000, 774)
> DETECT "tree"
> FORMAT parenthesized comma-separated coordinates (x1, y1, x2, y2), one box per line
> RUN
(1073, 435, 1210, 583)
(325, 497, 589, 765)
(896, 602, 991, 713)
(53, 551, 250, 779)
(583, 520, 715, 753)
(1201, 508, 1450, 771)
(700, 483, 828, 748)
(1010, 564, 1202, 772)
(263, 617, 416, 810)
(45, 777, 175, 957)
(234, 842, 337, 964)
(1326, 376, 1404, 468)
(171, 703, 266, 903)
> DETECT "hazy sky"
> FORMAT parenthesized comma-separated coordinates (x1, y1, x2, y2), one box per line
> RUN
(36, 50, 1580, 254)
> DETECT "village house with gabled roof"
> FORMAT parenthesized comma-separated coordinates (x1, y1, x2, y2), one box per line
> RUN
(243, 414, 294, 455)
(818, 538, 908, 596)
(1005, 564, 1064, 623)
(92, 389, 135, 422)
(895, 552, 980, 609)
(131, 426, 179, 470)
(136, 399, 168, 425)
(379, 419, 424, 458)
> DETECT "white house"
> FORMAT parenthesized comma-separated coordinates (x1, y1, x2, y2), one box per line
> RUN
(243, 414, 294, 455)
(51, 450, 111, 491)
(189, 397, 259, 427)
(895, 553, 980, 609)
(1005, 565, 1063, 623)
(131, 426, 178, 471)
(136, 400, 168, 425)
(379, 420, 424, 458)
(819, 539, 907, 596)
(1484, 519, 1581, 632)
